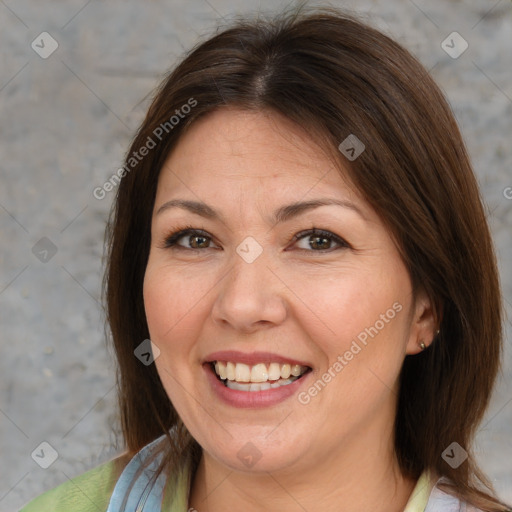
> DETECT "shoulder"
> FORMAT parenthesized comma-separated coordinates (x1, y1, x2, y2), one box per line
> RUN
(18, 453, 130, 512)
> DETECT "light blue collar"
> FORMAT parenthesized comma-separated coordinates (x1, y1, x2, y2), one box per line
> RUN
(106, 434, 168, 512)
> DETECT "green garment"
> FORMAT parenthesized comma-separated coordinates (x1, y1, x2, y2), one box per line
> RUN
(19, 459, 120, 512)
(19, 452, 192, 512)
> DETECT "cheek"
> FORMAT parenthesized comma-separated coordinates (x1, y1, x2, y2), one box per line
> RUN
(143, 266, 202, 405)
(292, 268, 397, 345)
(299, 267, 410, 392)
(143, 261, 208, 341)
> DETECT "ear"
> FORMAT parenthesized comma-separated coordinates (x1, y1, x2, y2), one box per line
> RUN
(405, 288, 440, 355)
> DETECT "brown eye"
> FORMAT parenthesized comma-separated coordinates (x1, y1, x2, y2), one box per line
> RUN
(163, 228, 217, 250)
(292, 228, 349, 252)
(187, 234, 210, 249)
(308, 234, 332, 250)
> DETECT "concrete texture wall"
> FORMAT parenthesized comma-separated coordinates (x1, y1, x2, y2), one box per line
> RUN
(1, 0, 511, 510)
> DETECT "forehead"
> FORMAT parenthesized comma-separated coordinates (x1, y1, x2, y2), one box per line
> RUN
(157, 108, 357, 199)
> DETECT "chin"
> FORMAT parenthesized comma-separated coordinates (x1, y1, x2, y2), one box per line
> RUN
(196, 427, 310, 474)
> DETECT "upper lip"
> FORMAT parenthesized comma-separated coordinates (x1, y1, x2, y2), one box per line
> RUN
(204, 350, 312, 368)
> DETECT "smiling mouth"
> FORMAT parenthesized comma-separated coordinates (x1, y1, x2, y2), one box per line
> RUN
(209, 361, 312, 392)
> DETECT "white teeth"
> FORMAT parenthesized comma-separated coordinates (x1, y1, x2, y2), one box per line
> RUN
(250, 363, 268, 383)
(235, 363, 251, 382)
(213, 361, 309, 387)
(217, 362, 227, 380)
(291, 364, 302, 377)
(268, 362, 281, 381)
(225, 375, 300, 392)
(227, 381, 248, 391)
(226, 362, 235, 381)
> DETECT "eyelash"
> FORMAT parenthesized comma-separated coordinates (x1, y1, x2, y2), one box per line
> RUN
(160, 225, 351, 253)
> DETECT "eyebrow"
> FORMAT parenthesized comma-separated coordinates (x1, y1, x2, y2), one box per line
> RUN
(156, 197, 366, 224)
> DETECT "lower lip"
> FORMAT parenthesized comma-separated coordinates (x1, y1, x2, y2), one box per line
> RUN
(203, 364, 310, 409)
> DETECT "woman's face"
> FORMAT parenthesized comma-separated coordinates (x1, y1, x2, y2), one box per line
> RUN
(143, 108, 434, 474)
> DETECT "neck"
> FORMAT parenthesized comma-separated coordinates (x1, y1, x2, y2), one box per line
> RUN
(188, 420, 416, 512)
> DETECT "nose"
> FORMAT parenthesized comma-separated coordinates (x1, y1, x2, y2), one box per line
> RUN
(211, 247, 288, 334)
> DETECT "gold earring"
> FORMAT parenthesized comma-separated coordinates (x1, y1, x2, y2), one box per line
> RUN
(419, 341, 426, 350)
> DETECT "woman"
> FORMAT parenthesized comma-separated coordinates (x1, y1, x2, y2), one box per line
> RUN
(20, 5, 511, 512)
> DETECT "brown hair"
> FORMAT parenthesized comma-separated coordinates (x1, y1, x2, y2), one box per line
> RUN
(104, 5, 509, 510)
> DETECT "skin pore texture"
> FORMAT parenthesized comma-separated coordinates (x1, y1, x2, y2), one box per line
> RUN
(143, 108, 436, 512)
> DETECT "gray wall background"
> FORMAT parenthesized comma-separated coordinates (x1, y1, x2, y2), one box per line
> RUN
(1, 0, 511, 510)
